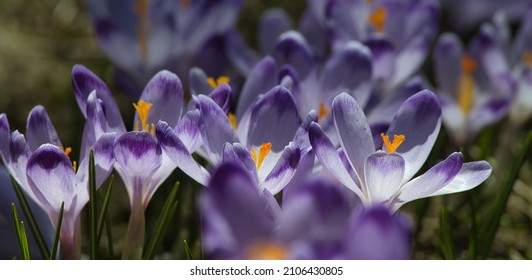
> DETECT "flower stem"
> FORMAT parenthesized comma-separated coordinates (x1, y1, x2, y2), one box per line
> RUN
(122, 198, 145, 260)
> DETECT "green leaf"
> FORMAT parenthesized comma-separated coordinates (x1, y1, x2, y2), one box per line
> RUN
(479, 131, 532, 259)
(143, 182, 180, 260)
(438, 207, 455, 260)
(11, 203, 31, 260)
(184, 240, 193, 260)
(10, 176, 50, 259)
(88, 150, 98, 260)
(50, 202, 65, 260)
(97, 175, 114, 247)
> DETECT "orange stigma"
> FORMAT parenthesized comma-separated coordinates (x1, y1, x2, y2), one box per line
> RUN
(368, 6, 387, 33)
(227, 113, 237, 130)
(522, 51, 532, 66)
(381, 133, 405, 154)
(244, 241, 288, 260)
(207, 76, 230, 89)
(133, 100, 155, 135)
(318, 102, 331, 122)
(250, 142, 272, 170)
(60, 146, 77, 172)
(457, 54, 476, 114)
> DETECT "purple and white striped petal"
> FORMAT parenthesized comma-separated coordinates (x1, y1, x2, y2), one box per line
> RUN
(396, 152, 464, 208)
(9, 132, 32, 197)
(156, 121, 210, 186)
(470, 24, 510, 82)
(364, 151, 405, 205)
(113, 131, 162, 207)
(332, 92, 375, 184)
(174, 109, 202, 153)
(80, 91, 111, 162)
(385, 90, 442, 183)
(0, 114, 10, 164)
(365, 38, 397, 84)
(222, 142, 258, 183)
(261, 142, 300, 195)
(236, 56, 278, 118)
(26, 106, 62, 152)
(208, 83, 233, 113)
(430, 160, 492, 196)
(274, 31, 317, 79)
(137, 70, 184, 128)
(308, 122, 363, 199)
(434, 33, 463, 96)
(247, 86, 300, 153)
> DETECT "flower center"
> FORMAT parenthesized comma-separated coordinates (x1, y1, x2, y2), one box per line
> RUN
(133, 100, 155, 135)
(227, 112, 237, 131)
(457, 54, 476, 115)
(318, 102, 331, 123)
(250, 142, 272, 170)
(60, 146, 77, 172)
(368, 6, 387, 33)
(244, 241, 288, 260)
(133, 0, 150, 62)
(381, 133, 405, 154)
(207, 76, 230, 89)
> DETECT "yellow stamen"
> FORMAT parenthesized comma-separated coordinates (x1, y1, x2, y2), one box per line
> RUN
(228, 113, 237, 130)
(63, 147, 72, 157)
(132, 100, 155, 135)
(59, 146, 77, 172)
(458, 54, 476, 114)
(522, 51, 532, 66)
(250, 142, 272, 170)
(381, 133, 405, 154)
(368, 6, 387, 33)
(318, 102, 331, 123)
(133, 0, 150, 62)
(244, 241, 288, 260)
(72, 161, 77, 173)
(207, 76, 231, 89)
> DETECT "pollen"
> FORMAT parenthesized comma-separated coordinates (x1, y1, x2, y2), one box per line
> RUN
(207, 76, 230, 89)
(133, 100, 155, 135)
(133, 0, 150, 62)
(244, 241, 288, 260)
(458, 54, 476, 114)
(368, 6, 387, 33)
(381, 133, 405, 154)
(59, 146, 77, 172)
(250, 142, 272, 170)
(318, 102, 331, 123)
(228, 113, 237, 131)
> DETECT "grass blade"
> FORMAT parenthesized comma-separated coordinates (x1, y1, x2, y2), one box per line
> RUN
(97, 175, 114, 244)
(143, 182, 180, 260)
(89, 150, 97, 260)
(184, 240, 193, 260)
(11, 203, 31, 260)
(10, 176, 50, 259)
(479, 131, 532, 259)
(438, 207, 455, 260)
(50, 202, 65, 260)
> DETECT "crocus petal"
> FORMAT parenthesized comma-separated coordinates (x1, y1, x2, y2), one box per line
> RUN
(259, 8, 293, 55)
(26, 144, 77, 214)
(113, 131, 162, 206)
(155, 121, 210, 186)
(468, 97, 511, 137)
(274, 31, 317, 79)
(430, 160, 492, 196)
(434, 33, 463, 96)
(511, 10, 532, 64)
(25, 106, 62, 151)
(208, 83, 233, 113)
(293, 110, 318, 153)
(332, 92, 375, 184)
(9, 132, 32, 196)
(222, 142, 259, 182)
(385, 90, 441, 183)
(225, 30, 260, 76)
(0, 114, 10, 163)
(308, 122, 364, 199)
(189, 67, 213, 96)
(194, 95, 239, 163)
(137, 70, 184, 128)
(396, 152, 464, 207)
(389, 31, 431, 89)
(261, 142, 300, 195)
(364, 151, 405, 205)
(236, 56, 278, 118)
(174, 109, 202, 153)
(247, 86, 300, 152)
(71, 65, 125, 133)
(470, 24, 510, 82)
(365, 38, 396, 84)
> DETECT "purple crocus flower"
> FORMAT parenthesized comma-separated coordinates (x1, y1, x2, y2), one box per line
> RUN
(433, 29, 514, 145)
(309, 91, 492, 211)
(156, 85, 303, 194)
(86, 0, 242, 98)
(0, 107, 115, 259)
(201, 162, 412, 259)
(326, 0, 440, 94)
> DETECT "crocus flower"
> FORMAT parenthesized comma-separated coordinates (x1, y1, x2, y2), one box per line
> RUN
(201, 162, 412, 259)
(86, 0, 242, 98)
(156, 85, 302, 194)
(0, 107, 115, 259)
(433, 30, 513, 145)
(326, 0, 440, 94)
(309, 91, 492, 211)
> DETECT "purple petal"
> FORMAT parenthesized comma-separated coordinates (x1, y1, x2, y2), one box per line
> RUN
(293, 110, 318, 153)
(470, 24, 510, 82)
(155, 121, 210, 186)
(0, 114, 10, 163)
(174, 109, 202, 153)
(431, 160, 492, 196)
(308, 122, 363, 199)
(208, 83, 232, 113)
(397, 152, 464, 206)
(222, 142, 257, 179)
(71, 65, 126, 133)
(273, 31, 317, 79)
(385, 90, 442, 183)
(80, 91, 111, 162)
(225, 30, 260, 76)
(433, 33, 463, 96)
(512, 10, 532, 64)
(189, 67, 213, 96)
(25, 106, 61, 151)
(389, 31, 431, 89)
(365, 38, 396, 84)
(364, 151, 405, 205)
(468, 97, 511, 137)
(236, 56, 278, 118)
(261, 142, 300, 195)
(259, 8, 293, 54)
(247, 86, 300, 152)
(332, 92, 375, 184)
(137, 70, 184, 128)
(8, 132, 32, 194)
